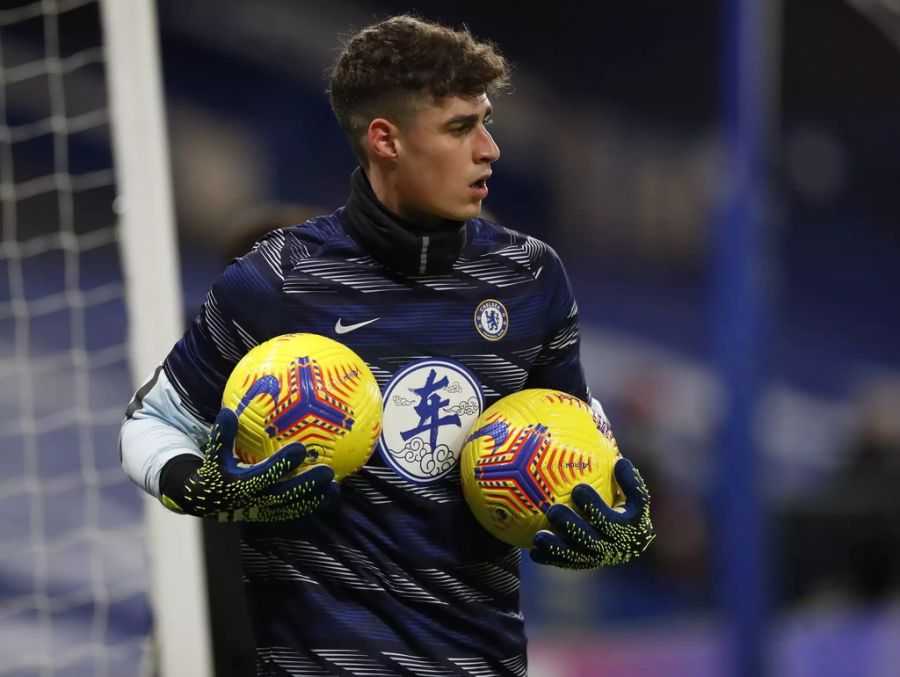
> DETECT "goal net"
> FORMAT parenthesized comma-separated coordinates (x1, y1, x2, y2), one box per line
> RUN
(0, 1, 209, 675)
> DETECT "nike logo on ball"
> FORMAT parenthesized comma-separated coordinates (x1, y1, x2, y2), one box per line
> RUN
(335, 317, 380, 334)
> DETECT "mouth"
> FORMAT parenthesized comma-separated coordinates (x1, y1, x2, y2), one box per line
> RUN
(469, 175, 490, 198)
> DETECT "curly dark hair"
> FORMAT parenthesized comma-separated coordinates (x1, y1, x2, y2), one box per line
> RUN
(328, 15, 511, 163)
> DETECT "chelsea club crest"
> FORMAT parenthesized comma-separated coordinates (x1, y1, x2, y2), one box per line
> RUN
(474, 299, 508, 341)
(379, 358, 484, 484)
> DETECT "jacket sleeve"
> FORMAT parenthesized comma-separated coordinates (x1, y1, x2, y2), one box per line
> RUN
(119, 233, 287, 498)
(524, 246, 591, 403)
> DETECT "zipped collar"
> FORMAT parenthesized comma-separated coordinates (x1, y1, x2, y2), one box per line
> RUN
(341, 167, 467, 276)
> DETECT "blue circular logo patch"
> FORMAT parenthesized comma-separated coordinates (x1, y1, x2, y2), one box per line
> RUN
(379, 358, 483, 484)
(474, 299, 508, 341)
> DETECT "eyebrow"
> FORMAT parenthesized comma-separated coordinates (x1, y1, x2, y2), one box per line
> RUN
(444, 108, 493, 127)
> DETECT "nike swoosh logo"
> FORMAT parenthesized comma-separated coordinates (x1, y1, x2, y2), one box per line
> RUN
(335, 317, 380, 335)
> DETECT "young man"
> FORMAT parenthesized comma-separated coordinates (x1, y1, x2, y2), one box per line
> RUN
(121, 15, 654, 675)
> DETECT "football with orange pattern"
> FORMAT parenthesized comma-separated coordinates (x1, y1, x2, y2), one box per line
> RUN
(221, 333, 382, 481)
(461, 388, 621, 547)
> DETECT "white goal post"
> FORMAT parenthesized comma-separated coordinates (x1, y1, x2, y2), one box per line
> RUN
(100, 1, 212, 676)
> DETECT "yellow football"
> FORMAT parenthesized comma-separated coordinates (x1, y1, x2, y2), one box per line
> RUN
(221, 333, 382, 481)
(461, 388, 621, 547)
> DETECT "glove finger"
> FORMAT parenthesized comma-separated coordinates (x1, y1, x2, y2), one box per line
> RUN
(252, 484, 340, 522)
(613, 457, 650, 518)
(225, 440, 310, 482)
(570, 482, 615, 521)
(533, 527, 572, 552)
(255, 479, 341, 521)
(259, 464, 335, 499)
(209, 408, 278, 481)
(262, 480, 340, 510)
(251, 441, 316, 484)
(207, 408, 238, 455)
(573, 458, 648, 525)
(530, 530, 596, 568)
(313, 480, 341, 511)
(273, 441, 314, 468)
(571, 482, 618, 528)
(545, 503, 605, 553)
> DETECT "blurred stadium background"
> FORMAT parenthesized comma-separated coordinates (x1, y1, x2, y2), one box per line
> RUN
(2, 0, 899, 675)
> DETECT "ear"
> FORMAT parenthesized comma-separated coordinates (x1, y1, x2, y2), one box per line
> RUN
(367, 118, 400, 162)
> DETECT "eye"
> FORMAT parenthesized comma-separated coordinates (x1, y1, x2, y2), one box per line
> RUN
(451, 124, 472, 136)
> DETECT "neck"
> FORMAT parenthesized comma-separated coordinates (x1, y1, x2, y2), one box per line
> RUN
(367, 166, 448, 231)
(341, 166, 467, 276)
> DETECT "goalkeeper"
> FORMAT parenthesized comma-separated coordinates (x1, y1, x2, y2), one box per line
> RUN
(120, 14, 654, 675)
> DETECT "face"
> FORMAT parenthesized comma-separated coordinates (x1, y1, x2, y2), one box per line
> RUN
(385, 94, 500, 225)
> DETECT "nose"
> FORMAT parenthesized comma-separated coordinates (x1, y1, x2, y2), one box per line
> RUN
(477, 126, 500, 164)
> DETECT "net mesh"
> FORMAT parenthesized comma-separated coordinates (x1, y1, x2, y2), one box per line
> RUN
(0, 1, 153, 674)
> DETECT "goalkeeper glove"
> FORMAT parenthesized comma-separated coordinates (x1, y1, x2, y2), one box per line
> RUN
(530, 458, 655, 569)
(160, 408, 339, 522)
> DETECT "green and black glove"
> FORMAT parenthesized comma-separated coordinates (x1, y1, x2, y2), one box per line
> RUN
(530, 458, 655, 569)
(160, 408, 338, 522)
